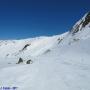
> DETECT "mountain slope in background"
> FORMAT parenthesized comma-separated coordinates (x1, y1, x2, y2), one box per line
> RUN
(0, 12, 90, 90)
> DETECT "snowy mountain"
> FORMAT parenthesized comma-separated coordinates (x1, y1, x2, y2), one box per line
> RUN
(0, 12, 90, 90)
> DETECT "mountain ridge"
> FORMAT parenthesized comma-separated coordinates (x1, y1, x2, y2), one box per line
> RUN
(0, 12, 90, 90)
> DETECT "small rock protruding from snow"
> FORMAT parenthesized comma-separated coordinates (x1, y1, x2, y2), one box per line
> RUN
(43, 49, 51, 54)
(22, 44, 31, 51)
(26, 60, 33, 64)
(16, 57, 23, 64)
(57, 38, 63, 44)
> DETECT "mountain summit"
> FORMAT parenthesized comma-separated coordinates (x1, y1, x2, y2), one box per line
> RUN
(0, 12, 90, 90)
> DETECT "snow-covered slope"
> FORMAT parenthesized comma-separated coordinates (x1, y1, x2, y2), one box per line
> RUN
(0, 12, 90, 90)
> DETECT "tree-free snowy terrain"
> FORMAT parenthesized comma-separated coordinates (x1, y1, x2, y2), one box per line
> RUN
(0, 12, 90, 90)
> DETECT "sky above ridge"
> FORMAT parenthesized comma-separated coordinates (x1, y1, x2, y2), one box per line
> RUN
(0, 0, 90, 39)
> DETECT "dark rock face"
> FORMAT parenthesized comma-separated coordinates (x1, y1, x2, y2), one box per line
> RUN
(17, 58, 23, 64)
(26, 60, 33, 64)
(82, 12, 90, 27)
(70, 12, 90, 35)
(70, 20, 83, 35)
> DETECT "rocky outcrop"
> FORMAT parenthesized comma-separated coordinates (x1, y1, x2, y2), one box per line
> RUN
(16, 58, 23, 64)
(70, 12, 90, 35)
(82, 12, 90, 27)
(26, 60, 33, 64)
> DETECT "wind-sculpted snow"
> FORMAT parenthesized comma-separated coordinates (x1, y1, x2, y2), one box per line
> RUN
(0, 13, 90, 90)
